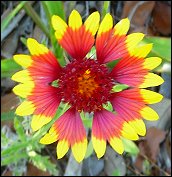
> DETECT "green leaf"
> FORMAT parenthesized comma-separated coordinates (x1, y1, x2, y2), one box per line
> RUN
(142, 37, 171, 62)
(121, 138, 139, 155)
(85, 140, 94, 159)
(1, 1, 26, 32)
(103, 101, 113, 111)
(30, 153, 59, 176)
(2, 152, 28, 166)
(1, 59, 22, 78)
(112, 169, 121, 176)
(41, 1, 66, 66)
(1, 111, 15, 121)
(112, 84, 129, 92)
(23, 2, 50, 38)
(80, 112, 93, 128)
(14, 117, 26, 142)
(102, 1, 110, 18)
(1, 141, 29, 157)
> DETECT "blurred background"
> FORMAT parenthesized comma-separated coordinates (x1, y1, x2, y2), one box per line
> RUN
(1, 1, 171, 176)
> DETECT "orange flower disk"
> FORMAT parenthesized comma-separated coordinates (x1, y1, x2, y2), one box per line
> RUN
(12, 10, 164, 162)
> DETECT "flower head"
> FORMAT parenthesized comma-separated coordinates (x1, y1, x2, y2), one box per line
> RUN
(12, 10, 164, 162)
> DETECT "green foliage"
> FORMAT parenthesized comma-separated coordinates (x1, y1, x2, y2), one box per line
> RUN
(1, 59, 22, 78)
(112, 169, 121, 176)
(121, 138, 139, 155)
(29, 153, 59, 175)
(1, 1, 26, 32)
(85, 140, 94, 159)
(102, 1, 110, 18)
(1, 111, 15, 121)
(112, 84, 129, 92)
(142, 37, 171, 62)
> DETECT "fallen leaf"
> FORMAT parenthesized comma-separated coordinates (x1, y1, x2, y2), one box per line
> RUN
(135, 127, 166, 172)
(150, 1, 171, 36)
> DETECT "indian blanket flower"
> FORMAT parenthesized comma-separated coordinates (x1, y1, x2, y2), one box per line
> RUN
(12, 10, 164, 162)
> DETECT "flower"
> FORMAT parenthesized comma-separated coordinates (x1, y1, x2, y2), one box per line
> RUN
(12, 10, 164, 163)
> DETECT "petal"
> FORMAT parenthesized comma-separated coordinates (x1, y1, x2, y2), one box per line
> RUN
(129, 43, 153, 58)
(128, 119, 146, 136)
(97, 13, 113, 36)
(143, 57, 162, 70)
(140, 89, 163, 104)
(13, 54, 32, 68)
(140, 106, 159, 120)
(92, 136, 106, 158)
(57, 140, 70, 159)
(114, 18, 130, 36)
(12, 82, 34, 98)
(111, 55, 164, 88)
(92, 110, 123, 157)
(40, 126, 58, 144)
(111, 88, 161, 122)
(27, 38, 49, 55)
(52, 108, 87, 162)
(51, 15, 68, 40)
(31, 115, 52, 132)
(109, 136, 124, 154)
(53, 10, 97, 60)
(139, 73, 164, 88)
(68, 10, 82, 30)
(96, 13, 113, 63)
(84, 11, 100, 35)
(126, 33, 145, 53)
(28, 85, 61, 128)
(121, 121, 139, 140)
(15, 101, 35, 116)
(72, 138, 87, 163)
(11, 70, 32, 83)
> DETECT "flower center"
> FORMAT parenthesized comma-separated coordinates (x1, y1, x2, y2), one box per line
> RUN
(57, 59, 113, 112)
(77, 69, 99, 97)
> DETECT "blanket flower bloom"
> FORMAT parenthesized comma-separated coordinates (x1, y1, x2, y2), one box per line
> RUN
(12, 10, 164, 162)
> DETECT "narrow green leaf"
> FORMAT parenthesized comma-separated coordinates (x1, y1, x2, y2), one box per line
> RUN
(1, 111, 15, 121)
(1, 59, 22, 78)
(102, 1, 110, 18)
(121, 138, 139, 155)
(85, 140, 94, 159)
(14, 117, 26, 142)
(142, 37, 171, 62)
(23, 2, 50, 38)
(1, 1, 26, 32)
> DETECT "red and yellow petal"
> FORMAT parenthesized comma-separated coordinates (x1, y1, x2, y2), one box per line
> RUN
(111, 54, 164, 88)
(52, 10, 99, 60)
(92, 109, 139, 158)
(96, 17, 131, 63)
(13, 54, 32, 68)
(15, 100, 36, 116)
(114, 18, 130, 36)
(96, 13, 113, 63)
(31, 115, 52, 132)
(40, 108, 87, 162)
(12, 81, 34, 98)
(111, 88, 163, 122)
